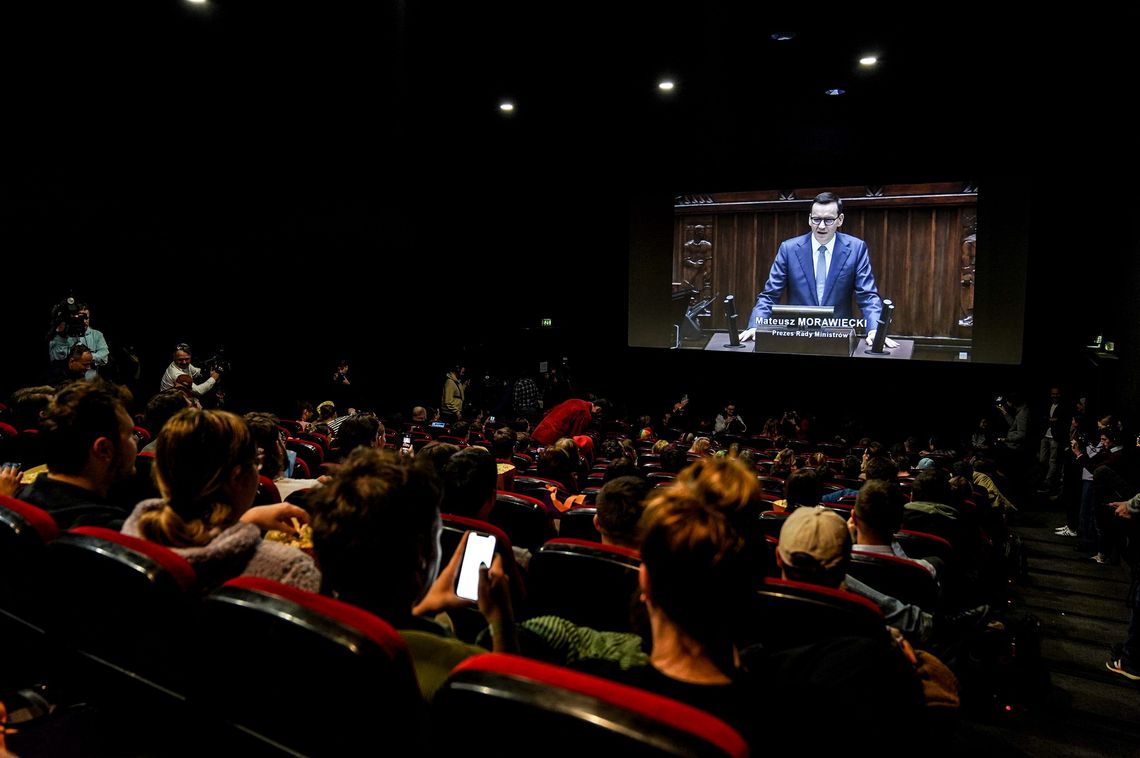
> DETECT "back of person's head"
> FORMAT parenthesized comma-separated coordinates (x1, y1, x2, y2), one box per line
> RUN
(141, 409, 256, 547)
(864, 441, 885, 460)
(415, 442, 461, 475)
(602, 457, 643, 483)
(854, 480, 905, 539)
(592, 399, 612, 418)
(244, 411, 285, 479)
(659, 444, 689, 473)
(784, 468, 823, 510)
(514, 431, 532, 453)
(596, 476, 651, 548)
(841, 454, 862, 479)
(411, 405, 428, 421)
(689, 436, 711, 455)
(600, 438, 624, 462)
(863, 455, 899, 482)
(40, 379, 132, 476)
(947, 476, 973, 508)
(492, 427, 517, 460)
(911, 470, 951, 504)
(10, 385, 56, 430)
(441, 446, 497, 517)
(336, 414, 383, 458)
(316, 401, 337, 421)
(951, 460, 974, 479)
(674, 457, 764, 516)
(537, 446, 574, 489)
(651, 439, 670, 455)
(146, 390, 192, 439)
(551, 437, 581, 466)
(672, 457, 771, 577)
(309, 448, 442, 620)
(777, 506, 851, 588)
(640, 487, 751, 673)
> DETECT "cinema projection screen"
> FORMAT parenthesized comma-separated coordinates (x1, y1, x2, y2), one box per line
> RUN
(628, 182, 1027, 365)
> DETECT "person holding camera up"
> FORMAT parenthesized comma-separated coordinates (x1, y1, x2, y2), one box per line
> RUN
(48, 298, 109, 372)
(160, 343, 221, 399)
(714, 402, 747, 437)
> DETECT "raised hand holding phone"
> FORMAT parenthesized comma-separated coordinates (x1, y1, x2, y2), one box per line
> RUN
(455, 531, 497, 602)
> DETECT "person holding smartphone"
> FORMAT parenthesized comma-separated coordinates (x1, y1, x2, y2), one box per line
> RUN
(308, 448, 518, 701)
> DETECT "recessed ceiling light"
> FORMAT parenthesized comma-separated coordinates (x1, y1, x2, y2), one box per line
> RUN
(658, 80, 675, 92)
(770, 32, 795, 41)
(824, 88, 845, 96)
(859, 56, 878, 66)
(499, 102, 515, 113)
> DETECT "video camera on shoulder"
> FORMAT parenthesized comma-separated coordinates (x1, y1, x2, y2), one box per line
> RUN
(203, 349, 232, 376)
(51, 297, 86, 337)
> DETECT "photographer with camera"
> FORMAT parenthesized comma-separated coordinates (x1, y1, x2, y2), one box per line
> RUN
(48, 298, 109, 372)
(160, 343, 221, 400)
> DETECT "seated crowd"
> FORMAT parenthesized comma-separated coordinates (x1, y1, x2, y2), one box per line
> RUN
(2, 375, 1136, 754)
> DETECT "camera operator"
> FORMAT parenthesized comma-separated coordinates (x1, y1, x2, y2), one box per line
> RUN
(48, 299, 109, 371)
(159, 343, 221, 399)
(714, 402, 748, 436)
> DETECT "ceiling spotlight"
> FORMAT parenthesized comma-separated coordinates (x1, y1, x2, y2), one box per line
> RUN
(658, 80, 675, 92)
(770, 32, 795, 41)
(186, 0, 208, 4)
(499, 102, 515, 113)
(824, 88, 845, 96)
(859, 56, 878, 66)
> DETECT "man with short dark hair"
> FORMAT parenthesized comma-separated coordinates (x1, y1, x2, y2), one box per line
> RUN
(336, 414, 384, 460)
(141, 390, 194, 453)
(851, 480, 938, 578)
(440, 447, 498, 521)
(741, 191, 893, 348)
(16, 380, 136, 529)
(594, 476, 650, 549)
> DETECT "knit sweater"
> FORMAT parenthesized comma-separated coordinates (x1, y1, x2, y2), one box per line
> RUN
(122, 499, 321, 592)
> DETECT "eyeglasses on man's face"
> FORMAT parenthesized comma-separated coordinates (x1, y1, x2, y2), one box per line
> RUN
(808, 216, 840, 227)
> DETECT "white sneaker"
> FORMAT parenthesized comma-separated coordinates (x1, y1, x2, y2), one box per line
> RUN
(1056, 526, 1078, 537)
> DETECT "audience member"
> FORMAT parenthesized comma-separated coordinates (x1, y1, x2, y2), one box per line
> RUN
(308, 448, 517, 700)
(122, 408, 318, 591)
(594, 476, 650, 549)
(15, 380, 135, 529)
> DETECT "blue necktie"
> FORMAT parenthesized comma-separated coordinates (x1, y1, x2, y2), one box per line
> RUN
(816, 245, 827, 304)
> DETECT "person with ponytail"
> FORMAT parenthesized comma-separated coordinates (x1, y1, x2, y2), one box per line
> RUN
(121, 408, 319, 591)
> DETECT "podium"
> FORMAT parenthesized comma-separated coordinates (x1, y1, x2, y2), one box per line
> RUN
(754, 326, 856, 357)
(703, 330, 916, 359)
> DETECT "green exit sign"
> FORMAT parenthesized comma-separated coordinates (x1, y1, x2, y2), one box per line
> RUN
(541, 318, 553, 327)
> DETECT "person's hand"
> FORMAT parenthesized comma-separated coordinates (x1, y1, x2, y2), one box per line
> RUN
(55, 321, 67, 334)
(316, 474, 333, 484)
(240, 503, 310, 533)
(0, 463, 21, 497)
(1112, 501, 1133, 519)
(865, 330, 900, 349)
(476, 554, 513, 626)
(738, 328, 756, 342)
(209, 370, 221, 381)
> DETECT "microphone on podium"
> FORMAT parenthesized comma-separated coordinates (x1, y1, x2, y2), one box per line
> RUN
(724, 295, 746, 348)
(865, 299, 895, 355)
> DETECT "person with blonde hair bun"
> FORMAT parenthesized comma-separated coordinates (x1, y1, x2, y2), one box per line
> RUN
(121, 408, 319, 591)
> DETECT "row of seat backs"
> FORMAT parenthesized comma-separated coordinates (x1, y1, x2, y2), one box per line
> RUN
(0, 495, 747, 756)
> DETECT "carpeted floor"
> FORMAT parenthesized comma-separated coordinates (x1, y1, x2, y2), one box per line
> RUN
(950, 495, 1140, 756)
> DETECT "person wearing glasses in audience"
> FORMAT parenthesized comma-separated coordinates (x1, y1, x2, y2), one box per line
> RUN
(740, 191, 895, 348)
(48, 302, 110, 370)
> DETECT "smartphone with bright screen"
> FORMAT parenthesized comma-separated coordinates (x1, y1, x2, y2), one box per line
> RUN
(455, 532, 497, 602)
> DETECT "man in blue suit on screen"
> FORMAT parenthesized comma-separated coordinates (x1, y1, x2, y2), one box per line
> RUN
(740, 191, 896, 347)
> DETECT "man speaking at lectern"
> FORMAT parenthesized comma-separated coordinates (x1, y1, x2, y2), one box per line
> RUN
(740, 191, 896, 348)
